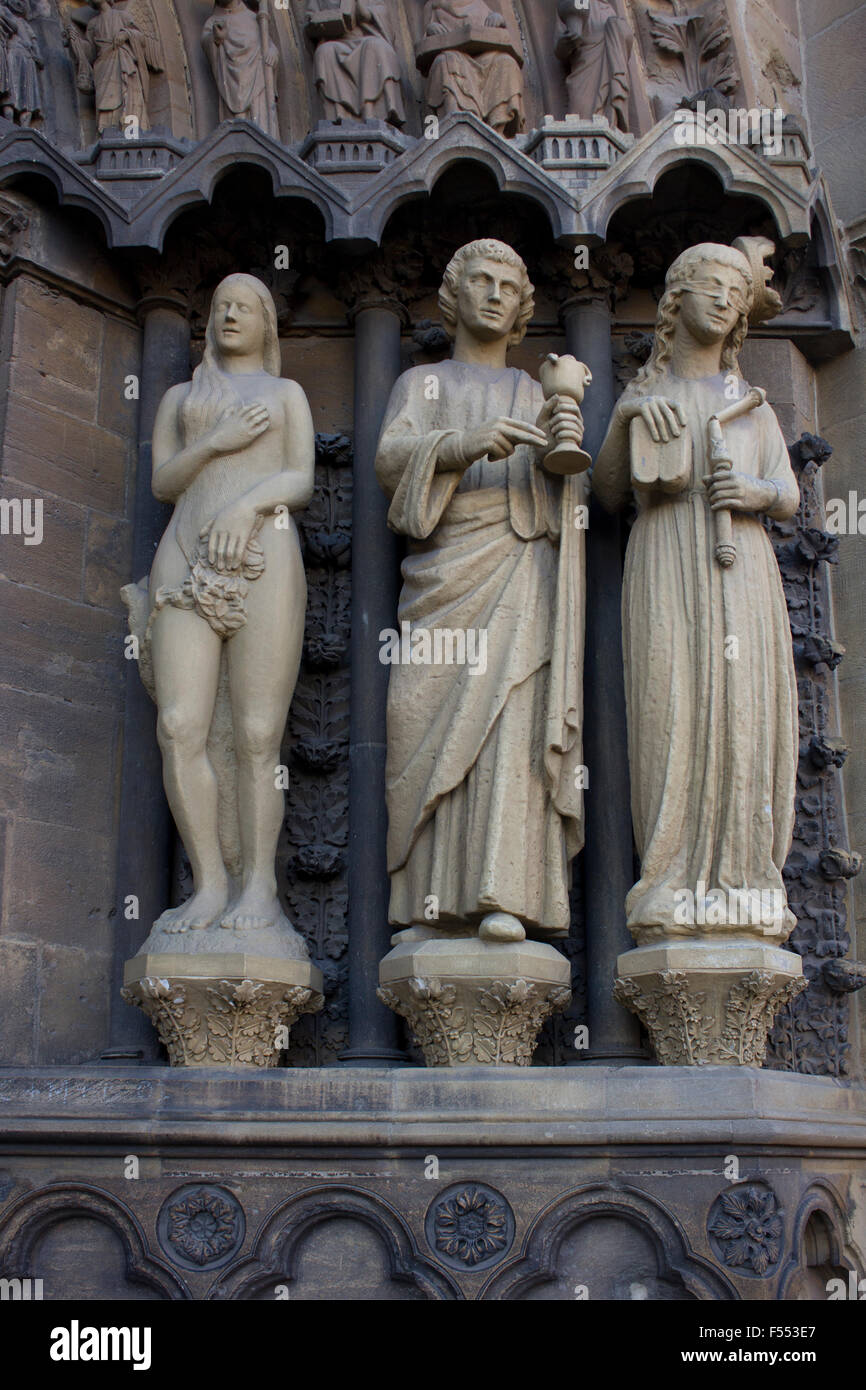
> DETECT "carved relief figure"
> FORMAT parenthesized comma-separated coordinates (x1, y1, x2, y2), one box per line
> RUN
(375, 240, 587, 943)
(0, 0, 42, 127)
(421, 0, 524, 136)
(556, 0, 633, 131)
(305, 0, 405, 126)
(125, 275, 315, 948)
(71, 0, 163, 135)
(202, 0, 278, 138)
(593, 241, 799, 944)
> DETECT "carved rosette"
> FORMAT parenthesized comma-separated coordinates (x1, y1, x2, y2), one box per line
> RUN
(707, 1184, 783, 1278)
(122, 966, 324, 1068)
(377, 974, 571, 1067)
(614, 953, 807, 1067)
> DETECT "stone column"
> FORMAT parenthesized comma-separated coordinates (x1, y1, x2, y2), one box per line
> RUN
(340, 288, 408, 1065)
(104, 294, 189, 1061)
(562, 285, 644, 1064)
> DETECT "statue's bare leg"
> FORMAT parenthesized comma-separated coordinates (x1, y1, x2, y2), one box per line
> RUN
(151, 605, 228, 932)
(221, 536, 305, 931)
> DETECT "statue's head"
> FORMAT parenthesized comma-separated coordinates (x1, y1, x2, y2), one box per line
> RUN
(635, 241, 777, 389)
(206, 273, 281, 376)
(662, 242, 753, 351)
(8, 0, 29, 16)
(439, 239, 535, 348)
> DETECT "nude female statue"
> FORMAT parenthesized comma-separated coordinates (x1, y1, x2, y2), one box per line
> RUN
(139, 273, 314, 944)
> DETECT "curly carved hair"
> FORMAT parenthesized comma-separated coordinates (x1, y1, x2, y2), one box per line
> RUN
(439, 239, 535, 347)
(632, 243, 754, 394)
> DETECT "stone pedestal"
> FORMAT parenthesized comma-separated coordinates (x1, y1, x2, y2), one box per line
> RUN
(614, 939, 807, 1067)
(122, 954, 323, 1069)
(378, 930, 571, 1067)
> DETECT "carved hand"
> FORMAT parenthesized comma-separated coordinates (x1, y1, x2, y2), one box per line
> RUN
(265, 42, 279, 68)
(537, 394, 585, 449)
(485, 11, 507, 27)
(206, 502, 259, 572)
(702, 469, 778, 515)
(459, 416, 550, 465)
(209, 402, 271, 454)
(618, 395, 687, 443)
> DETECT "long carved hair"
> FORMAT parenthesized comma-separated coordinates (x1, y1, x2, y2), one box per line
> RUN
(439, 239, 535, 348)
(181, 273, 281, 445)
(631, 243, 754, 394)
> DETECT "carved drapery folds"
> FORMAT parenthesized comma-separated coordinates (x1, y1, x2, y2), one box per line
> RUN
(0, 0, 43, 127)
(556, 0, 633, 132)
(418, 0, 525, 136)
(305, 0, 405, 127)
(67, 0, 163, 135)
(202, 0, 279, 137)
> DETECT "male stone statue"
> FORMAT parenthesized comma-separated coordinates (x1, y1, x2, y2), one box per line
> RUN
(79, 0, 163, 135)
(202, 0, 278, 137)
(422, 0, 524, 136)
(306, 0, 405, 126)
(375, 239, 587, 944)
(0, 0, 42, 127)
(124, 274, 314, 954)
(556, 0, 633, 132)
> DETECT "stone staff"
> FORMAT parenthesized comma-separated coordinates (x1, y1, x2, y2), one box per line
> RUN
(707, 386, 767, 568)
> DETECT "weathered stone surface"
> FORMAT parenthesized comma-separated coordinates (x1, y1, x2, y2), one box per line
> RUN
(379, 933, 572, 1067)
(122, 953, 324, 1068)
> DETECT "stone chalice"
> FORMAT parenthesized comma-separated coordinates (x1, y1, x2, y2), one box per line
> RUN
(539, 353, 593, 474)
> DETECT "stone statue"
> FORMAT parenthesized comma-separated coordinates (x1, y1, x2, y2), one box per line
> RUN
(375, 239, 588, 945)
(123, 274, 315, 957)
(0, 0, 42, 128)
(72, 0, 163, 135)
(556, 0, 633, 132)
(420, 0, 524, 136)
(593, 240, 805, 1065)
(305, 0, 405, 127)
(202, 0, 279, 138)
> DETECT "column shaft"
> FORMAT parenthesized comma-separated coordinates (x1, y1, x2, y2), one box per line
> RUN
(342, 304, 406, 1064)
(564, 296, 645, 1062)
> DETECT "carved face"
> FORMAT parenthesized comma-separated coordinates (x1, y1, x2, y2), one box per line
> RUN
(678, 263, 748, 346)
(455, 256, 524, 343)
(212, 280, 267, 360)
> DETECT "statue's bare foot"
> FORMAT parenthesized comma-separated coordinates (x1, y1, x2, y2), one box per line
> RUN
(153, 885, 229, 934)
(479, 912, 526, 943)
(220, 886, 283, 933)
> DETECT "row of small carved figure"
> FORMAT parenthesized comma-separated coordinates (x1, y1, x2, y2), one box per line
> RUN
(0, 1, 747, 147)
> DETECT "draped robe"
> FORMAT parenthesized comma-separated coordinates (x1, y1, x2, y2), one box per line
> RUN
(312, 1, 404, 124)
(617, 374, 799, 940)
(558, 0, 632, 131)
(423, 0, 524, 134)
(375, 361, 586, 938)
(88, 6, 157, 132)
(202, 2, 273, 132)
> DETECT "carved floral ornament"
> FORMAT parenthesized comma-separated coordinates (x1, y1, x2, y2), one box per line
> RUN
(707, 1184, 784, 1278)
(426, 1184, 516, 1270)
(157, 1185, 245, 1272)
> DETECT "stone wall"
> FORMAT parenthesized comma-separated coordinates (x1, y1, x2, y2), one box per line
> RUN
(0, 196, 140, 1064)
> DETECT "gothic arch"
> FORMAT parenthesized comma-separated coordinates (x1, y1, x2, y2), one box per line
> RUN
(0, 1183, 190, 1300)
(480, 1183, 738, 1301)
(208, 1184, 461, 1300)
